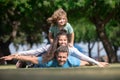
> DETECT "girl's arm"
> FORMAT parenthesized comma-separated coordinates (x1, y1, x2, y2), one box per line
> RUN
(48, 32, 53, 44)
(69, 32, 74, 47)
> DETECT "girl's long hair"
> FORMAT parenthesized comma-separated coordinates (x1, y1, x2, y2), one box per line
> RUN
(42, 29, 68, 63)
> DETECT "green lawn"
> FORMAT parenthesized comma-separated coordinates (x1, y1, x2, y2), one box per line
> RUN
(0, 64, 120, 80)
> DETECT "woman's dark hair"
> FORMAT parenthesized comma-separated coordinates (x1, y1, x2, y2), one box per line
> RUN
(42, 29, 68, 63)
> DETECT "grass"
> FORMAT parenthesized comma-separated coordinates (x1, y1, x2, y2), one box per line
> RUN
(0, 63, 120, 80)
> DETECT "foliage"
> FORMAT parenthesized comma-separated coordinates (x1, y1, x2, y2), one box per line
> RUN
(106, 20, 120, 47)
(0, 0, 120, 61)
(71, 18, 97, 43)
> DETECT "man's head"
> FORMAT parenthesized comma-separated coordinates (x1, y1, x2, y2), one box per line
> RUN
(55, 46, 69, 66)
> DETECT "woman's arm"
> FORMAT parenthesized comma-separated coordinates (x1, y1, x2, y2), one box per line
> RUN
(13, 45, 50, 56)
(69, 47, 108, 67)
(69, 47, 100, 65)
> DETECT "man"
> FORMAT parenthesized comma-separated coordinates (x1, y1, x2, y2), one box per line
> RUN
(1, 46, 80, 68)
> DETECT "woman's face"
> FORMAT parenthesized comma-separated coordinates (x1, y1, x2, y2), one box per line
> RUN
(58, 35, 68, 46)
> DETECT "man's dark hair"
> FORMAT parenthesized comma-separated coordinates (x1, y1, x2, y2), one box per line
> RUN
(55, 46, 69, 54)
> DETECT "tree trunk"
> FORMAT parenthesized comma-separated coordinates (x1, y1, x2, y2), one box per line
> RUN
(96, 24, 118, 63)
(0, 20, 20, 64)
(88, 41, 95, 58)
(88, 42, 92, 58)
(0, 41, 11, 64)
(90, 8, 118, 63)
(113, 45, 119, 61)
(97, 41, 100, 61)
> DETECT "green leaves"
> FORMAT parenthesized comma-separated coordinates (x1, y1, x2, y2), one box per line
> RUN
(72, 18, 96, 43)
(0, 0, 120, 47)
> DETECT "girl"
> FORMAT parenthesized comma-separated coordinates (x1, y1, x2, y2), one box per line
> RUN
(47, 8, 74, 47)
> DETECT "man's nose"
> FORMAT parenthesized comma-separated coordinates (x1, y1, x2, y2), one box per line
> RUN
(61, 58, 64, 61)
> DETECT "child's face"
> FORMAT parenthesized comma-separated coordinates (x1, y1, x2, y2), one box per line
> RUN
(58, 35, 68, 46)
(57, 16, 67, 27)
(56, 52, 68, 66)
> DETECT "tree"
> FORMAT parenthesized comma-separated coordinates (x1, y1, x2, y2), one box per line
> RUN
(86, 0, 120, 63)
(0, 0, 49, 64)
(0, 0, 120, 64)
(66, 0, 120, 62)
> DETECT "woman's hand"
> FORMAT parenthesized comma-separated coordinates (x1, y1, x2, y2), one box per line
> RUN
(97, 62, 109, 67)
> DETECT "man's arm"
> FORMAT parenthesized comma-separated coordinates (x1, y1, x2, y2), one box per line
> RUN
(1, 55, 39, 64)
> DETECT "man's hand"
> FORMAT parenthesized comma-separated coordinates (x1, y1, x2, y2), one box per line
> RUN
(0, 56, 13, 61)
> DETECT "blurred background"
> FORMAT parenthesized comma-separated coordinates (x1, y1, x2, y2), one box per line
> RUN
(0, 0, 120, 64)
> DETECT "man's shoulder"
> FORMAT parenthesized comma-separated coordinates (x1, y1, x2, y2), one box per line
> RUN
(67, 56, 80, 67)
(68, 56, 79, 61)
(68, 56, 80, 63)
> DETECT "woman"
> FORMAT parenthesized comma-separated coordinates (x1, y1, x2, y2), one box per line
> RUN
(14, 30, 108, 67)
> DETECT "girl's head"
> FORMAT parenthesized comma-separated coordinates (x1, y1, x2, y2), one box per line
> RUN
(47, 8, 68, 26)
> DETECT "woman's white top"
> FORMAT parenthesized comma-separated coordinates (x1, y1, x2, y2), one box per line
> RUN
(18, 44, 99, 65)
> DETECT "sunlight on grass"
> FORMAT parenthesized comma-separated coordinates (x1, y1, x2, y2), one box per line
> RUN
(0, 65, 16, 69)
(0, 63, 120, 80)
(0, 63, 120, 69)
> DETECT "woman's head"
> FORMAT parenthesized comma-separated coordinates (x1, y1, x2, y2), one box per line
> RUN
(42, 29, 69, 63)
(55, 29, 68, 46)
(47, 8, 68, 26)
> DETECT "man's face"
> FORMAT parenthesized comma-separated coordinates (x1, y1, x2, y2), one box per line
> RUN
(58, 35, 68, 46)
(56, 52, 68, 66)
